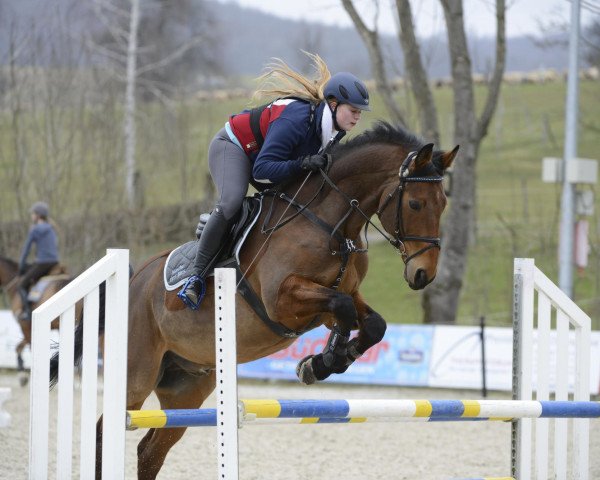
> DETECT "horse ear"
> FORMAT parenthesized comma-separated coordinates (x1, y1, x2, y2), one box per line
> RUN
(413, 143, 434, 171)
(441, 145, 459, 170)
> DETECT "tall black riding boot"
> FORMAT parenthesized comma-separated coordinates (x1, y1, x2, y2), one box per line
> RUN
(18, 287, 32, 321)
(178, 207, 230, 310)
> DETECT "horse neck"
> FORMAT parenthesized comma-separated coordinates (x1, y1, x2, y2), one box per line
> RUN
(314, 147, 400, 239)
(0, 258, 18, 289)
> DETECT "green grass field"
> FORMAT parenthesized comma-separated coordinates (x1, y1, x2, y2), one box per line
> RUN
(1, 79, 599, 327)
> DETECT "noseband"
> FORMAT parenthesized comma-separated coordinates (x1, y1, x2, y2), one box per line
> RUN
(375, 152, 445, 264)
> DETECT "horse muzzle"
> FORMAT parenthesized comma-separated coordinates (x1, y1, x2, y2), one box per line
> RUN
(405, 267, 434, 290)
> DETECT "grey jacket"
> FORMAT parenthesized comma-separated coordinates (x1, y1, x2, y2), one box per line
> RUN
(19, 222, 59, 268)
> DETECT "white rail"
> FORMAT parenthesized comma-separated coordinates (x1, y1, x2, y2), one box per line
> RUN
(513, 258, 591, 480)
(29, 249, 129, 480)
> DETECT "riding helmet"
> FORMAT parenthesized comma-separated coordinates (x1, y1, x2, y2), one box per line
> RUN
(30, 201, 50, 219)
(324, 72, 371, 111)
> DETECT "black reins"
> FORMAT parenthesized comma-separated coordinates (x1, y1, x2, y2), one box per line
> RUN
(247, 150, 444, 338)
(263, 150, 445, 279)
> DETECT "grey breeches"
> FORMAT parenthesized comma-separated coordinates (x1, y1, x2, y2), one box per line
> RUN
(208, 128, 253, 221)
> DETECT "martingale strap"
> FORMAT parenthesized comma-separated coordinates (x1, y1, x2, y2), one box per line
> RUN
(274, 191, 366, 290)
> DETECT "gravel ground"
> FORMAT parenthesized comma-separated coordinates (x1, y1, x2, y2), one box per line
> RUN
(1, 371, 598, 480)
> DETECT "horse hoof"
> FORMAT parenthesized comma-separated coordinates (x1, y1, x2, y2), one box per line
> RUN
(296, 355, 317, 385)
(19, 373, 29, 387)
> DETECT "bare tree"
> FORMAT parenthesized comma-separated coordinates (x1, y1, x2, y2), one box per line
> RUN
(394, 0, 440, 144)
(341, 0, 407, 126)
(292, 23, 324, 74)
(125, 0, 140, 209)
(88, 0, 221, 209)
(343, 0, 506, 323)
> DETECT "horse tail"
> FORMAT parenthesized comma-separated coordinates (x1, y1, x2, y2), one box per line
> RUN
(48, 263, 134, 389)
(49, 281, 107, 388)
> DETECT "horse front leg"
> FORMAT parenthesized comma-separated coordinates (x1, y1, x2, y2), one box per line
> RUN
(344, 292, 387, 369)
(303, 295, 387, 384)
(276, 276, 362, 384)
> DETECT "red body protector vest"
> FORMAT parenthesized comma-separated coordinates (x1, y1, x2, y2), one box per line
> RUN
(229, 98, 316, 155)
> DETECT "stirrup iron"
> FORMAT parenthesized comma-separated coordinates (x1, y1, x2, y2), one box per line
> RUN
(177, 275, 206, 310)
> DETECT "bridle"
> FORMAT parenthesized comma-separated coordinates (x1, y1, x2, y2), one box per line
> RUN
(260, 150, 445, 296)
(373, 151, 445, 264)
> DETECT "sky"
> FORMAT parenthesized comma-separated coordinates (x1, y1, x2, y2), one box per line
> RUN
(220, 0, 595, 39)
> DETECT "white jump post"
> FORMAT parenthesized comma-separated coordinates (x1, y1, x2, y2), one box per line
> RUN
(215, 268, 240, 480)
(513, 258, 591, 480)
(29, 249, 130, 480)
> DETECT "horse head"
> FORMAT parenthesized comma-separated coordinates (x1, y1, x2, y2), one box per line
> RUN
(377, 143, 458, 290)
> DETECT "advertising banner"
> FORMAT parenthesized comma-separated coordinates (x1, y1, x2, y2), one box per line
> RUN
(238, 324, 434, 386)
(428, 325, 600, 394)
(1, 308, 597, 394)
(529, 329, 600, 395)
(428, 326, 513, 391)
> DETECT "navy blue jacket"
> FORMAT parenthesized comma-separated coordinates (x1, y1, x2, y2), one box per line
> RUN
(249, 101, 327, 185)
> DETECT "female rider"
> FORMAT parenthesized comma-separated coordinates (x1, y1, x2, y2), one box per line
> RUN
(17, 201, 60, 321)
(179, 53, 370, 309)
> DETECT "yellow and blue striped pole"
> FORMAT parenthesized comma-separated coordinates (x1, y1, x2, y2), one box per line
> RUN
(126, 399, 600, 430)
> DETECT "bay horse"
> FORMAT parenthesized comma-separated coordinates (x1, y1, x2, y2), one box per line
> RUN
(54, 122, 457, 479)
(0, 255, 71, 382)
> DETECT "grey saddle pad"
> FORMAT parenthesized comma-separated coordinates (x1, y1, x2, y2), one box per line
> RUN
(163, 195, 263, 291)
(163, 241, 198, 291)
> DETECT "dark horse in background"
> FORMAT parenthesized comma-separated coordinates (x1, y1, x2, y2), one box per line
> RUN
(52, 122, 457, 479)
(0, 256, 71, 384)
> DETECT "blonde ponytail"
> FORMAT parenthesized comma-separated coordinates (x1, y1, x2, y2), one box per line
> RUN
(252, 51, 331, 105)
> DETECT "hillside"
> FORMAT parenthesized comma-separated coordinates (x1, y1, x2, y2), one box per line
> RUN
(0, 0, 572, 82)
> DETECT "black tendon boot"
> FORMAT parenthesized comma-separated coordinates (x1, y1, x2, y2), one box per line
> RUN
(178, 207, 230, 310)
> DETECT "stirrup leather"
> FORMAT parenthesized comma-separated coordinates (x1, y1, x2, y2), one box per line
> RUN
(177, 275, 206, 310)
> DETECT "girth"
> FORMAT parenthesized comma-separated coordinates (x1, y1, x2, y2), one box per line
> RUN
(221, 258, 317, 339)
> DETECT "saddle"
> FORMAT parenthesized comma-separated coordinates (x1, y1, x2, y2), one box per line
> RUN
(164, 195, 262, 291)
(164, 193, 312, 338)
(28, 273, 70, 303)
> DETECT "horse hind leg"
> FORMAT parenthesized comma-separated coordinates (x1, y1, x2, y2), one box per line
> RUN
(16, 338, 26, 371)
(137, 369, 216, 480)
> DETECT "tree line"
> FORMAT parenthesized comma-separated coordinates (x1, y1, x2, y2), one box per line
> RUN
(1, 0, 598, 323)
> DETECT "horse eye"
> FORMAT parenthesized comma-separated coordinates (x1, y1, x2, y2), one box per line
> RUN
(409, 200, 421, 211)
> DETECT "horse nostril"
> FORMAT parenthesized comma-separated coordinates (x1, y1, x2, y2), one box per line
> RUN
(415, 269, 428, 288)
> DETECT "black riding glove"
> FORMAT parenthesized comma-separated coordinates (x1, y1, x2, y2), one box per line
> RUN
(195, 213, 211, 239)
(300, 154, 330, 172)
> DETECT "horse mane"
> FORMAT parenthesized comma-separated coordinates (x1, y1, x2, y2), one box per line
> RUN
(331, 121, 446, 175)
